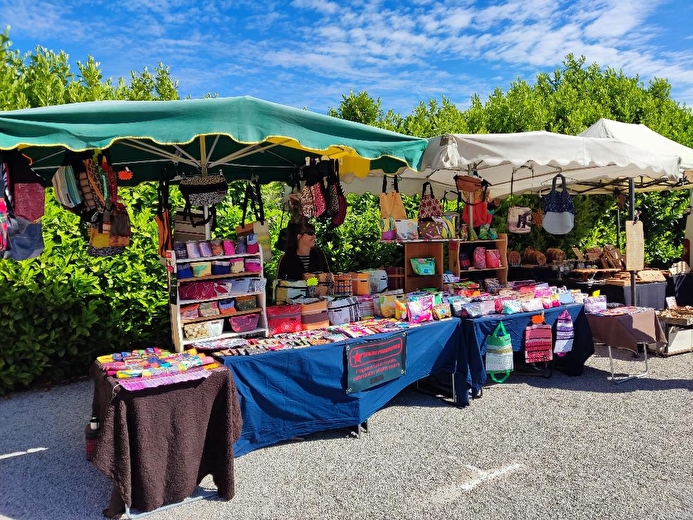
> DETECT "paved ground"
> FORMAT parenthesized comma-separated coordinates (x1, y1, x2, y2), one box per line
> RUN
(1, 345, 692, 520)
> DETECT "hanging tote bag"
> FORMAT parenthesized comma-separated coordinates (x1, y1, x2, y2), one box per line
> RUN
(460, 180, 493, 228)
(485, 322, 514, 383)
(417, 182, 443, 220)
(3, 150, 47, 222)
(524, 321, 554, 364)
(1, 166, 44, 261)
(380, 176, 407, 220)
(554, 309, 575, 356)
(542, 173, 574, 235)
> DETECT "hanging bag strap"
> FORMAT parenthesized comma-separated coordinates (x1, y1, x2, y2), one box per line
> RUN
(241, 179, 265, 226)
(494, 321, 507, 338)
(157, 170, 172, 215)
(241, 181, 256, 227)
(382, 176, 388, 194)
(421, 181, 435, 199)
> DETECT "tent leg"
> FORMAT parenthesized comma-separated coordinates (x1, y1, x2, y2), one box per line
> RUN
(607, 342, 649, 384)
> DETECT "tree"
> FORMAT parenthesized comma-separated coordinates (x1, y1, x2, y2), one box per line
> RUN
(327, 89, 383, 126)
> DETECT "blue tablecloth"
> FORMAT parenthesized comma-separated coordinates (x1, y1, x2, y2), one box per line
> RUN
(222, 318, 460, 457)
(456, 304, 595, 401)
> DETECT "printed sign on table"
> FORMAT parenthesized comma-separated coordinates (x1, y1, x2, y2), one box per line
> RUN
(345, 333, 406, 394)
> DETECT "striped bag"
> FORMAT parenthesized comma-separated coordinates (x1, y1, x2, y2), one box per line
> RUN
(554, 309, 574, 356)
(524, 322, 553, 363)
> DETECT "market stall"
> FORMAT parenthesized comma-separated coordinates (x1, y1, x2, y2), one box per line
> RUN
(0, 97, 431, 514)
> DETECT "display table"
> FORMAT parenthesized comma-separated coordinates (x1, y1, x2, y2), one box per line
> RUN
(222, 318, 460, 457)
(457, 304, 595, 401)
(507, 267, 667, 309)
(90, 364, 242, 517)
(585, 307, 666, 353)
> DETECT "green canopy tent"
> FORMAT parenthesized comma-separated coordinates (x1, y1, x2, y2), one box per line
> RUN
(0, 96, 428, 185)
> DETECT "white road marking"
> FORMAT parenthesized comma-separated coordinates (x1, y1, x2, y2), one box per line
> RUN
(0, 447, 48, 460)
(426, 463, 524, 505)
(459, 462, 523, 491)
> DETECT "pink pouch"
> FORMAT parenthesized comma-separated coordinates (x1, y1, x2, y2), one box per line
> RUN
(485, 249, 501, 268)
(473, 247, 487, 269)
(244, 258, 262, 272)
(178, 281, 215, 301)
(13, 183, 45, 221)
(407, 295, 434, 323)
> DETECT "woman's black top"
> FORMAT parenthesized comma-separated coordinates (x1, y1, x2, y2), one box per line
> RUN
(276, 247, 330, 280)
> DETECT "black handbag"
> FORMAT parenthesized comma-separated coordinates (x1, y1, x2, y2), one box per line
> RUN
(178, 172, 228, 227)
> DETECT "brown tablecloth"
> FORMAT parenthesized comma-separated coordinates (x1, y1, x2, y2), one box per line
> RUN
(90, 364, 242, 517)
(585, 308, 666, 353)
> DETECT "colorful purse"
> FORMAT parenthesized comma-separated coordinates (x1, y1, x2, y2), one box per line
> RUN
(524, 321, 553, 364)
(485, 322, 514, 383)
(418, 182, 443, 219)
(554, 309, 574, 356)
(542, 173, 574, 235)
(380, 176, 407, 220)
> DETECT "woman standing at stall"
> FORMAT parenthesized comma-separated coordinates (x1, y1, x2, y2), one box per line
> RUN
(276, 219, 331, 280)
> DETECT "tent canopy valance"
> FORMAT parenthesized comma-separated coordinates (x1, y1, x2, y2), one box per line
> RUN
(0, 96, 428, 186)
(342, 130, 684, 198)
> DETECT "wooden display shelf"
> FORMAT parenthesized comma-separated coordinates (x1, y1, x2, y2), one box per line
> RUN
(448, 234, 508, 285)
(403, 241, 444, 293)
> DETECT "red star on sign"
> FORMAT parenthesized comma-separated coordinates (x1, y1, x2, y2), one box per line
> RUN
(352, 351, 363, 363)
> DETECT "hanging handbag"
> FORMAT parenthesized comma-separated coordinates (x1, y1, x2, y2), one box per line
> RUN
(236, 179, 271, 259)
(3, 215, 44, 260)
(327, 160, 348, 228)
(542, 173, 574, 235)
(179, 172, 228, 227)
(417, 181, 442, 220)
(3, 150, 47, 222)
(485, 322, 514, 383)
(460, 180, 493, 228)
(524, 320, 553, 364)
(1, 167, 44, 260)
(554, 309, 574, 356)
(508, 206, 533, 234)
(299, 158, 327, 219)
(454, 174, 482, 193)
(380, 176, 407, 220)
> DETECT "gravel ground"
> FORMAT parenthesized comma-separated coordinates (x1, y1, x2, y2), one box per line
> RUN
(1, 345, 692, 520)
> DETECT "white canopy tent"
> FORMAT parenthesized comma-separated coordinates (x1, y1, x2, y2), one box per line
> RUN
(579, 118, 693, 177)
(579, 118, 693, 264)
(341, 130, 682, 198)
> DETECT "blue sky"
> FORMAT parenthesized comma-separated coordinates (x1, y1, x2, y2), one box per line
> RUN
(2, 0, 692, 115)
